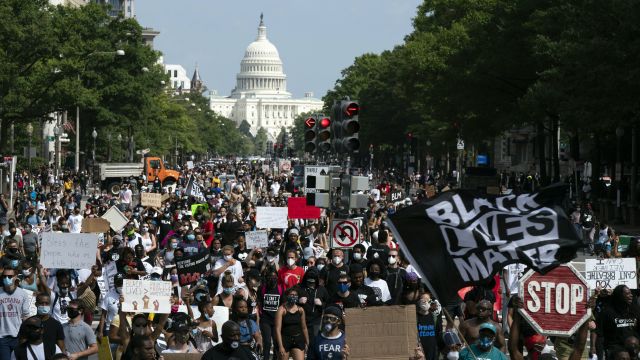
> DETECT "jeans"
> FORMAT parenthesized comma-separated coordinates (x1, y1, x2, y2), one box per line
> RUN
(260, 320, 277, 360)
(0, 336, 18, 360)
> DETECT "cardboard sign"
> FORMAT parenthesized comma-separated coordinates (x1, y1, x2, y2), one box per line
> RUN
(263, 294, 280, 312)
(256, 207, 288, 229)
(519, 264, 590, 336)
(101, 206, 128, 232)
(40, 233, 99, 269)
(176, 252, 211, 286)
(97, 336, 112, 360)
(186, 161, 194, 170)
(81, 218, 111, 233)
(245, 230, 269, 249)
(346, 305, 417, 360)
(122, 279, 172, 313)
(141, 192, 162, 207)
(585, 258, 637, 289)
(23, 289, 37, 317)
(287, 197, 321, 219)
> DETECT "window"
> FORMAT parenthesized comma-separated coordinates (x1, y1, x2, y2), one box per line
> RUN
(149, 159, 161, 169)
(174, 70, 177, 77)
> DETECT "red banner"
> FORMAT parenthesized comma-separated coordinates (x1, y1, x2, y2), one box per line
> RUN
(288, 197, 321, 219)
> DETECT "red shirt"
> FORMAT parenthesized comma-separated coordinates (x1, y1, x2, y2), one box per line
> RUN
(203, 220, 215, 247)
(277, 266, 305, 290)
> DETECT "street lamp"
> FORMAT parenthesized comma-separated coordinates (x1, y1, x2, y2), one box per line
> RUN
(53, 125, 61, 177)
(117, 134, 123, 161)
(26, 123, 33, 174)
(107, 133, 112, 162)
(92, 128, 98, 165)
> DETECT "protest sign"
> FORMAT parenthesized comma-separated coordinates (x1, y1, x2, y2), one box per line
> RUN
(584, 258, 637, 289)
(141, 192, 162, 207)
(122, 279, 172, 313)
(40, 233, 99, 269)
(245, 230, 269, 249)
(176, 252, 211, 286)
(287, 197, 321, 219)
(256, 207, 288, 229)
(101, 206, 128, 232)
(23, 289, 37, 317)
(81, 218, 110, 233)
(346, 305, 417, 359)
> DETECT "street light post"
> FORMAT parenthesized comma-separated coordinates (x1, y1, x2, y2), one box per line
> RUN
(53, 125, 61, 177)
(117, 134, 123, 161)
(26, 123, 33, 175)
(107, 133, 112, 162)
(92, 128, 97, 165)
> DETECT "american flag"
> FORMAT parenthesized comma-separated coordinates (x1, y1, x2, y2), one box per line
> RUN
(62, 119, 75, 134)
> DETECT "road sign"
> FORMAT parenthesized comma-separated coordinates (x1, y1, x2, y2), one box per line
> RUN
(331, 219, 361, 248)
(519, 264, 590, 336)
(304, 165, 329, 193)
(456, 139, 465, 150)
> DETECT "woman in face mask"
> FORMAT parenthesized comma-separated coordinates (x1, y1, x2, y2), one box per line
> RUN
(139, 223, 157, 255)
(213, 271, 238, 309)
(364, 260, 391, 304)
(192, 298, 219, 353)
(230, 297, 263, 354)
(18, 260, 38, 292)
(415, 292, 444, 360)
(275, 287, 309, 360)
(307, 306, 349, 360)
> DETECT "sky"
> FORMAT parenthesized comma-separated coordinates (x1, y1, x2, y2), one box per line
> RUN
(135, 0, 422, 99)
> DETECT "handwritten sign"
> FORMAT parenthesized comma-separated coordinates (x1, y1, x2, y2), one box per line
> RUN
(40, 233, 99, 269)
(176, 252, 211, 286)
(585, 258, 637, 289)
(256, 207, 288, 229)
(122, 279, 172, 313)
(141, 193, 162, 207)
(23, 289, 37, 317)
(101, 206, 128, 232)
(245, 231, 269, 249)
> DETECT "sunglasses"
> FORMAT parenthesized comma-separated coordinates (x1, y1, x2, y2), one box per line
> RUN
(337, 281, 349, 285)
(322, 315, 340, 323)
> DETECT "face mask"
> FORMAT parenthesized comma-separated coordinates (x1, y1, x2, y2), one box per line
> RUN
(332, 257, 342, 266)
(353, 253, 362, 261)
(171, 305, 179, 313)
(338, 283, 349, 293)
(317, 264, 325, 271)
(170, 274, 179, 283)
(287, 258, 296, 267)
(267, 256, 276, 263)
(37, 306, 50, 315)
(230, 341, 239, 349)
(27, 331, 41, 342)
(223, 287, 235, 295)
(3, 277, 14, 287)
(388, 256, 397, 265)
(187, 234, 195, 241)
(447, 351, 459, 360)
(322, 322, 336, 334)
(204, 313, 212, 321)
(369, 271, 380, 279)
(287, 295, 298, 304)
(224, 255, 233, 261)
(170, 242, 178, 249)
(67, 308, 80, 319)
(478, 336, 494, 351)
(418, 301, 429, 313)
(116, 287, 123, 294)
(22, 269, 31, 277)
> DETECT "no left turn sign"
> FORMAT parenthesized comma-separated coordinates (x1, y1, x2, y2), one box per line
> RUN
(331, 219, 361, 248)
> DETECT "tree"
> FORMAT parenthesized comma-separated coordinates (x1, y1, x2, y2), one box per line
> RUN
(254, 127, 268, 156)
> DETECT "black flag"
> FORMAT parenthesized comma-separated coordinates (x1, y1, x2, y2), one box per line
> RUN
(185, 175, 206, 202)
(387, 185, 581, 305)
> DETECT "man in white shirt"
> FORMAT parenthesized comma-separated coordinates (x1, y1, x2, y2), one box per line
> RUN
(212, 245, 244, 294)
(270, 181, 280, 197)
(67, 208, 83, 233)
(120, 184, 133, 209)
(0, 268, 31, 360)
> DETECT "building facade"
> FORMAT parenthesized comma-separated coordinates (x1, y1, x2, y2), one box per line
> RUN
(209, 15, 323, 140)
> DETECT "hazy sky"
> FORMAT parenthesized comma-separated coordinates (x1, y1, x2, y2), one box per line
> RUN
(136, 0, 421, 99)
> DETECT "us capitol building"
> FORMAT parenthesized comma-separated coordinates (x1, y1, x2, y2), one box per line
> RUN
(209, 15, 323, 141)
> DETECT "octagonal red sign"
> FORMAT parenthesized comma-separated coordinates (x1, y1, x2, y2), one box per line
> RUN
(518, 264, 591, 336)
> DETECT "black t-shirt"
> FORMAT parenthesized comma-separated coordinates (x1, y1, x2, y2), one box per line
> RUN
(366, 244, 390, 264)
(18, 316, 64, 345)
(597, 304, 640, 349)
(319, 264, 349, 298)
(385, 267, 406, 305)
(300, 286, 330, 325)
(327, 291, 361, 309)
(351, 284, 382, 307)
(202, 342, 258, 360)
(417, 312, 443, 360)
(259, 285, 282, 324)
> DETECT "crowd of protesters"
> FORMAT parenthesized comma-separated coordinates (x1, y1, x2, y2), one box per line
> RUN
(0, 161, 637, 360)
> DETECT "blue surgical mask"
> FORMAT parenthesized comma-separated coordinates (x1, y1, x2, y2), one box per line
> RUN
(37, 306, 50, 315)
(3, 277, 14, 287)
(204, 313, 212, 321)
(170, 243, 178, 249)
(478, 336, 494, 350)
(223, 287, 235, 295)
(187, 234, 196, 241)
(338, 283, 349, 293)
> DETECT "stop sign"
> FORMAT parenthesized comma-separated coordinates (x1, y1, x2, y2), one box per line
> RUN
(519, 264, 591, 336)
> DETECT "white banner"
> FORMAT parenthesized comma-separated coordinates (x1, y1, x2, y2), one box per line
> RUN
(40, 233, 99, 269)
(122, 279, 172, 313)
(256, 207, 288, 229)
(584, 258, 637, 289)
(101, 206, 129, 233)
(245, 230, 269, 249)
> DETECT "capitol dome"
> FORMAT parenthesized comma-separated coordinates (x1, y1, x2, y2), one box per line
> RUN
(231, 14, 291, 99)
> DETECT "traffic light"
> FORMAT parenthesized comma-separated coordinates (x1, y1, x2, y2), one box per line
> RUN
(304, 116, 317, 153)
(331, 100, 360, 153)
(340, 101, 360, 152)
(317, 116, 332, 152)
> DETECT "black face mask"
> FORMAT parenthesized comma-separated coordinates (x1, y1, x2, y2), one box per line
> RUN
(27, 330, 42, 342)
(369, 271, 381, 279)
(67, 308, 80, 319)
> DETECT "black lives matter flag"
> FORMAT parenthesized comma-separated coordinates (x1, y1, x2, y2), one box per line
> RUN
(185, 175, 205, 202)
(387, 185, 581, 304)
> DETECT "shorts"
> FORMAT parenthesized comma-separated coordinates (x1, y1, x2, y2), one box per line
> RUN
(283, 334, 305, 351)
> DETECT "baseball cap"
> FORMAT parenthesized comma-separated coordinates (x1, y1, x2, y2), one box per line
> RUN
(289, 228, 299, 236)
(323, 306, 343, 320)
(479, 322, 497, 334)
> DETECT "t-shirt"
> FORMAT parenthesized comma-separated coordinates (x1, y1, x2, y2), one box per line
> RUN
(0, 287, 31, 337)
(9, 343, 62, 360)
(319, 264, 349, 298)
(308, 332, 346, 360)
(459, 344, 507, 360)
(201, 343, 258, 360)
(100, 290, 120, 331)
(67, 214, 84, 233)
(18, 317, 65, 347)
(22, 232, 38, 255)
(364, 278, 391, 303)
(213, 258, 244, 294)
(277, 266, 305, 290)
(63, 320, 97, 360)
